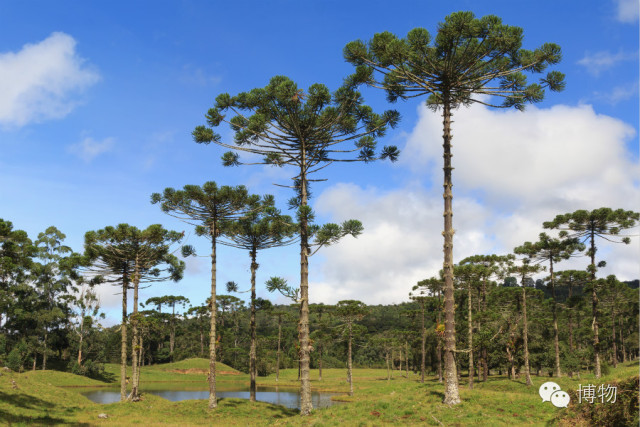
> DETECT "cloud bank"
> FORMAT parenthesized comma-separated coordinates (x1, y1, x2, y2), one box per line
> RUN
(310, 102, 639, 304)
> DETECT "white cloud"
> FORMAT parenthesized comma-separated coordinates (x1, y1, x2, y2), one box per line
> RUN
(0, 32, 99, 128)
(68, 137, 115, 162)
(616, 0, 639, 22)
(577, 50, 637, 75)
(179, 64, 221, 87)
(309, 103, 639, 305)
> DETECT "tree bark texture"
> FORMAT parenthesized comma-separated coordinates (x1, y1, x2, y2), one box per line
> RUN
(441, 100, 461, 405)
(347, 321, 353, 396)
(589, 233, 601, 378)
(249, 249, 258, 402)
(550, 260, 561, 377)
(522, 286, 532, 386)
(467, 284, 474, 389)
(298, 165, 312, 415)
(120, 276, 128, 402)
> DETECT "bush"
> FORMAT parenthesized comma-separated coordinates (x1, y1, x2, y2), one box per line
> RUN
(556, 376, 639, 427)
(69, 359, 105, 379)
(6, 341, 28, 372)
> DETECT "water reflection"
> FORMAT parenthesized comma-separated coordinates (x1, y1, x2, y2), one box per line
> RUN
(81, 386, 340, 409)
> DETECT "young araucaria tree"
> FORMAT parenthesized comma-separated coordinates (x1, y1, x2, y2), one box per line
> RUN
(344, 11, 564, 404)
(84, 224, 185, 401)
(543, 208, 639, 378)
(220, 197, 296, 401)
(151, 182, 259, 409)
(193, 75, 399, 415)
(335, 300, 368, 396)
(514, 233, 583, 377)
(508, 257, 543, 386)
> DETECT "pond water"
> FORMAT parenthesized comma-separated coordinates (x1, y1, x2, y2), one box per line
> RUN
(80, 386, 341, 409)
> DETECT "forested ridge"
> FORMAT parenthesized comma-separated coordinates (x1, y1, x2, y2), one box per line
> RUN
(1, 216, 637, 385)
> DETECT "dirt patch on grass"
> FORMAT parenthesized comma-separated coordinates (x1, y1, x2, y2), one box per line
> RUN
(170, 369, 240, 375)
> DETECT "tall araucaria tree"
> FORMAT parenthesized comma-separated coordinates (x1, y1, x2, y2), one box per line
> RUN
(543, 208, 639, 378)
(193, 75, 399, 415)
(514, 233, 584, 377)
(220, 198, 296, 401)
(84, 224, 185, 401)
(344, 11, 564, 404)
(151, 182, 259, 409)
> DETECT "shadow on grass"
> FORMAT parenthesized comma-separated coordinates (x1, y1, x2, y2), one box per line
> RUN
(218, 397, 299, 418)
(90, 370, 117, 384)
(0, 391, 91, 425)
(428, 390, 445, 400)
(0, 391, 55, 410)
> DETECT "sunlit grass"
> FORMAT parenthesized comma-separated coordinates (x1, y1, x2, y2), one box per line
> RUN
(0, 360, 637, 425)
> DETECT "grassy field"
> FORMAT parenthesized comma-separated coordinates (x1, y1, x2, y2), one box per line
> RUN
(0, 359, 637, 426)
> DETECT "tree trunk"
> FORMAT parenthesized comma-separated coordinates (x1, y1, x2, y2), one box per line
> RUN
(200, 330, 204, 357)
(386, 350, 390, 380)
(170, 304, 175, 362)
(42, 331, 48, 370)
(32, 353, 37, 371)
(298, 165, 312, 415)
(468, 284, 474, 389)
(405, 340, 409, 378)
(550, 259, 561, 377)
(611, 305, 617, 368)
(481, 279, 488, 382)
(441, 99, 461, 405)
(522, 285, 532, 386)
(437, 290, 443, 383)
(589, 233, 601, 378)
(249, 249, 258, 402)
(276, 315, 281, 382)
(130, 258, 140, 400)
(208, 229, 218, 409)
(620, 317, 626, 363)
(77, 328, 84, 366)
(120, 277, 128, 402)
(318, 344, 323, 381)
(421, 301, 426, 383)
(347, 321, 353, 396)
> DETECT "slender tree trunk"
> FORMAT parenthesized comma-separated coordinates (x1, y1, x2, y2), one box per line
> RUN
(130, 258, 140, 400)
(405, 340, 409, 378)
(249, 249, 258, 402)
(200, 329, 204, 357)
(611, 305, 617, 368)
(120, 277, 128, 402)
(441, 98, 461, 405)
(32, 353, 37, 371)
(298, 165, 312, 415)
(437, 291, 443, 383)
(42, 331, 48, 370)
(318, 344, 323, 381)
(522, 285, 532, 386)
(589, 233, 601, 378)
(550, 260, 561, 377)
(276, 315, 281, 382)
(386, 350, 390, 381)
(567, 279, 575, 377)
(170, 305, 175, 362)
(468, 285, 474, 389)
(347, 321, 353, 396)
(77, 326, 84, 366)
(208, 229, 218, 409)
(421, 301, 426, 383)
(481, 279, 488, 382)
(619, 317, 626, 363)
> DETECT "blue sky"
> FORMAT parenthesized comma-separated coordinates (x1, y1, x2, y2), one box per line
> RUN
(1, 0, 638, 325)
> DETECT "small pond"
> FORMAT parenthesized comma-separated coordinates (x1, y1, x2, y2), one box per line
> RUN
(80, 386, 341, 409)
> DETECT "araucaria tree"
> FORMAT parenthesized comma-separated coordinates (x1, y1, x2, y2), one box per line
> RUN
(514, 233, 583, 377)
(508, 257, 543, 386)
(345, 11, 564, 404)
(220, 198, 296, 401)
(151, 182, 259, 409)
(193, 76, 399, 415)
(335, 300, 368, 396)
(84, 224, 185, 401)
(543, 208, 639, 378)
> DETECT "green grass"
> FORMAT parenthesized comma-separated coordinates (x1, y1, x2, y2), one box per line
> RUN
(0, 361, 637, 425)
